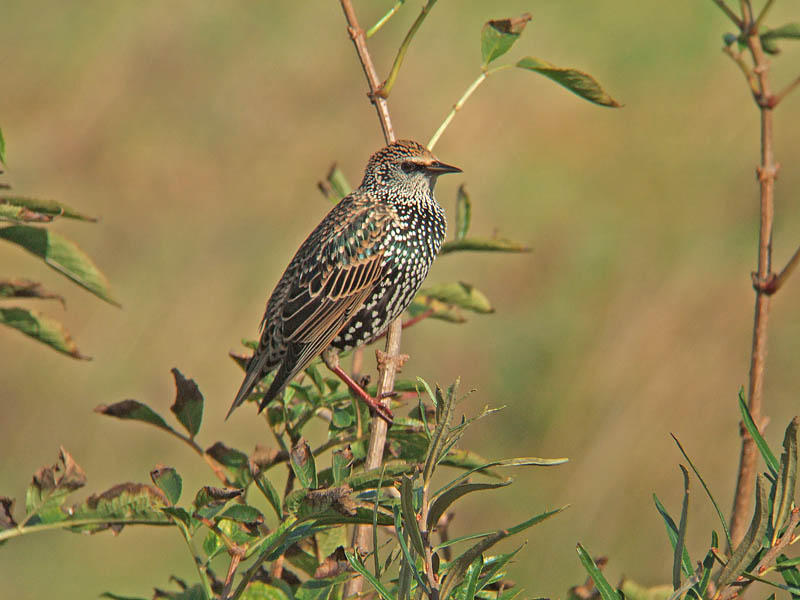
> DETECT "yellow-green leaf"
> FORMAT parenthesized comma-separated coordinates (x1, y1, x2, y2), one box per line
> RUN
(0, 306, 88, 359)
(516, 57, 621, 107)
(0, 196, 96, 221)
(481, 14, 531, 66)
(0, 225, 118, 305)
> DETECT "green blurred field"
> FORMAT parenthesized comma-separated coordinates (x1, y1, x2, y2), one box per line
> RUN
(2, 1, 800, 598)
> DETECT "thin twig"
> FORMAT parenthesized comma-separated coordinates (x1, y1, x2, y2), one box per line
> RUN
(428, 65, 512, 151)
(773, 74, 800, 107)
(752, 0, 775, 33)
(767, 242, 800, 293)
(729, 29, 778, 549)
(366, 0, 406, 39)
(722, 45, 759, 98)
(710, 0, 743, 28)
(340, 0, 395, 144)
(379, 0, 438, 98)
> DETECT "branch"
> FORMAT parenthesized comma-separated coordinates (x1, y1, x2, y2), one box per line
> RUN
(710, 0, 743, 28)
(366, 0, 406, 39)
(752, 241, 800, 295)
(773, 74, 800, 107)
(340, 0, 395, 144)
(722, 45, 759, 98)
(729, 29, 778, 549)
(339, 2, 405, 596)
(379, 0, 438, 98)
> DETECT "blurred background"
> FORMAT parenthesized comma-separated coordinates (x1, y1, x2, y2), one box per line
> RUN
(2, 1, 800, 598)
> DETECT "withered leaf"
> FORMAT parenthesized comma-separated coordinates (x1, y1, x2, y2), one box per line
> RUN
(170, 368, 203, 438)
(0, 496, 16, 528)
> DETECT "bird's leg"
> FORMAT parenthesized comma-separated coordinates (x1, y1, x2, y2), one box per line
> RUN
(321, 348, 394, 425)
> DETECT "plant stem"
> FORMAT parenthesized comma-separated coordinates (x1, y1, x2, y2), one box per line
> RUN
(0, 516, 172, 542)
(729, 28, 778, 549)
(710, 0, 743, 27)
(366, 0, 406, 39)
(340, 0, 395, 144)
(774, 74, 800, 107)
(428, 66, 511, 151)
(752, 0, 775, 33)
(339, 1, 405, 596)
(379, 0, 438, 98)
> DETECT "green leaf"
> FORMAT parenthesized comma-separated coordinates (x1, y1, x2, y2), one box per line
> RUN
(481, 14, 531, 66)
(24, 447, 87, 525)
(772, 417, 799, 541)
(0, 225, 118, 305)
(0, 307, 88, 359)
(220, 504, 264, 525)
(291, 438, 318, 489)
(193, 486, 241, 520)
(440, 507, 566, 600)
(345, 550, 395, 600)
(427, 480, 512, 530)
(761, 23, 800, 41)
(407, 297, 467, 324)
(777, 555, 800, 600)
(0, 196, 96, 221)
(437, 456, 569, 496)
(100, 593, 149, 600)
(68, 482, 170, 533)
(162, 506, 196, 531)
(0, 278, 64, 304)
(170, 368, 203, 439)
(738, 387, 779, 476)
(295, 577, 351, 600)
(319, 164, 353, 202)
(331, 447, 353, 485)
(516, 57, 621, 107)
(439, 237, 530, 255)
(0, 202, 55, 223)
(0, 127, 5, 165)
(206, 442, 252, 488)
(416, 282, 493, 314)
(239, 582, 292, 600)
(95, 399, 175, 434)
(673, 466, 690, 590)
(576, 543, 620, 600)
(454, 184, 471, 240)
(253, 471, 282, 519)
(653, 494, 693, 578)
(716, 474, 770, 590)
(150, 467, 182, 505)
(671, 434, 732, 549)
(400, 475, 425, 555)
(455, 556, 483, 600)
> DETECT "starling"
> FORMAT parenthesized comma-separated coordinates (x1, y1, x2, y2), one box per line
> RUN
(228, 139, 461, 422)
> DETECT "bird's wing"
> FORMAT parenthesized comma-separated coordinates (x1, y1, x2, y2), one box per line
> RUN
(278, 199, 395, 373)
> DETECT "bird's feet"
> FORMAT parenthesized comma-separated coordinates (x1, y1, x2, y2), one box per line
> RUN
(322, 350, 394, 425)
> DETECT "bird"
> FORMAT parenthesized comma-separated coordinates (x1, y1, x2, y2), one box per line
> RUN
(228, 139, 461, 423)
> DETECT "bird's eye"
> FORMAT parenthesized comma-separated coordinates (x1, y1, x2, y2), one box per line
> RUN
(401, 161, 422, 173)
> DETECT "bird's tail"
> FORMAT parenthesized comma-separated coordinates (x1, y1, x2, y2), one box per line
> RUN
(226, 358, 268, 420)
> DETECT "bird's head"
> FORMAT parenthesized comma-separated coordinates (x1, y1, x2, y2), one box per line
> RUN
(362, 139, 461, 197)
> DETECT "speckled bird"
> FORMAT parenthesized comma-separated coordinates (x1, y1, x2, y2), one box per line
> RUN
(228, 140, 460, 422)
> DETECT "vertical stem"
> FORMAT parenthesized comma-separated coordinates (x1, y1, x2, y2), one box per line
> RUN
(339, 1, 403, 595)
(729, 31, 777, 548)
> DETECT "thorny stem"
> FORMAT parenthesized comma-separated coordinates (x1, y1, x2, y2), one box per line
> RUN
(428, 65, 512, 151)
(339, 1, 406, 596)
(379, 0, 438, 98)
(729, 23, 780, 549)
(366, 0, 406, 39)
